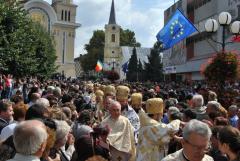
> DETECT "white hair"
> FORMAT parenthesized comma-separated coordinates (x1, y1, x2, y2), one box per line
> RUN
(55, 120, 70, 141)
(47, 86, 55, 93)
(192, 94, 204, 108)
(183, 119, 212, 141)
(36, 98, 50, 108)
(228, 105, 238, 112)
(207, 101, 220, 110)
(110, 100, 121, 109)
(53, 87, 61, 96)
(13, 121, 48, 155)
(168, 106, 180, 114)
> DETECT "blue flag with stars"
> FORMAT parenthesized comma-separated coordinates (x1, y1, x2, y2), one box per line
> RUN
(122, 61, 129, 74)
(156, 9, 197, 50)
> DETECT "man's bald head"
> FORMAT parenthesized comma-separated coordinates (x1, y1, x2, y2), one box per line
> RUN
(13, 120, 48, 156)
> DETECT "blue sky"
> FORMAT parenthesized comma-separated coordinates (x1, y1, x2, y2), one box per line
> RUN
(44, 0, 177, 57)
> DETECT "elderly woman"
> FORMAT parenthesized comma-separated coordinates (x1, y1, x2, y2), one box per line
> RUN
(49, 120, 74, 161)
(218, 126, 240, 161)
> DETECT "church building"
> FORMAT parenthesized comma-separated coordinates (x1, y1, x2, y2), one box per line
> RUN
(104, 0, 151, 80)
(24, 0, 80, 77)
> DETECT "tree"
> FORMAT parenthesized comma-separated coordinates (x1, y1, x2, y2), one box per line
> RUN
(153, 41, 164, 51)
(32, 23, 57, 78)
(80, 28, 141, 72)
(0, 0, 57, 78)
(144, 48, 163, 82)
(120, 29, 141, 47)
(126, 47, 138, 81)
(203, 52, 239, 108)
(204, 52, 238, 85)
(80, 30, 105, 72)
(138, 59, 144, 81)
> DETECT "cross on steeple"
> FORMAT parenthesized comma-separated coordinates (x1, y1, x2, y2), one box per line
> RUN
(108, 0, 116, 24)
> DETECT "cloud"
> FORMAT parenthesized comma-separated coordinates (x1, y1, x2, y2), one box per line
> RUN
(43, 0, 176, 57)
(116, 0, 174, 48)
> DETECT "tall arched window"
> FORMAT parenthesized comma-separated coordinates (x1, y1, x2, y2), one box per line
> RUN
(65, 10, 67, 21)
(68, 11, 71, 21)
(111, 34, 115, 42)
(62, 32, 66, 64)
(61, 10, 64, 20)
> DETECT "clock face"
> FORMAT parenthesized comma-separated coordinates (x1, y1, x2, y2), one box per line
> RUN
(112, 26, 116, 30)
(29, 10, 49, 31)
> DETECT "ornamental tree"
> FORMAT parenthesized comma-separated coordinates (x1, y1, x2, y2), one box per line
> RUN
(203, 52, 238, 85)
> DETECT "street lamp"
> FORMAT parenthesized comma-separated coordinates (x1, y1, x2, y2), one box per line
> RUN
(205, 11, 240, 52)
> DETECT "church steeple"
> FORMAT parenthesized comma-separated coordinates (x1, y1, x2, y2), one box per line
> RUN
(108, 0, 116, 24)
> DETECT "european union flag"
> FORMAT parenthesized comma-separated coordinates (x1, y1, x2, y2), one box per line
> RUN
(156, 9, 197, 50)
(122, 61, 129, 74)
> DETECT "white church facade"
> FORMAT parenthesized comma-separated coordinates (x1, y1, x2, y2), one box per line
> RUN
(24, 0, 80, 77)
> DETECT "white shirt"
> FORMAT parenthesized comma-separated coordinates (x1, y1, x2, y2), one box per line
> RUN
(0, 123, 17, 142)
(7, 153, 40, 161)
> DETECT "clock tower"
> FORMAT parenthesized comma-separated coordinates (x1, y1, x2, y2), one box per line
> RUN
(104, 0, 121, 71)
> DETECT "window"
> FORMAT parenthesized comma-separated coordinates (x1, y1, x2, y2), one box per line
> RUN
(61, 10, 64, 20)
(68, 11, 71, 21)
(62, 32, 66, 64)
(111, 34, 115, 42)
(65, 10, 67, 21)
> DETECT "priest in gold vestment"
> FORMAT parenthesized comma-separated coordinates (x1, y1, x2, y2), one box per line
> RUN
(136, 98, 181, 161)
(101, 100, 136, 161)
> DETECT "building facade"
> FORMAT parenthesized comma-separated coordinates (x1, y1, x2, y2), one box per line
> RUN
(163, 0, 240, 81)
(24, 0, 80, 77)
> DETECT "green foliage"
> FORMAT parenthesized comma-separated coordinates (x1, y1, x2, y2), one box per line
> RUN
(138, 59, 144, 81)
(120, 28, 141, 47)
(126, 47, 138, 81)
(0, 0, 57, 78)
(204, 52, 238, 85)
(144, 49, 163, 82)
(80, 30, 105, 72)
(153, 41, 164, 51)
(80, 28, 141, 72)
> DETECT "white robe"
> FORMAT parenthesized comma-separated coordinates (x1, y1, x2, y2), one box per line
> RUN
(136, 110, 180, 161)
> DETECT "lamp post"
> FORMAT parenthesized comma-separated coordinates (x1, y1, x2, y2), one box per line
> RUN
(205, 12, 240, 53)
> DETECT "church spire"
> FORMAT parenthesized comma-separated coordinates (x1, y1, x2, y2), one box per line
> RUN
(108, 0, 116, 24)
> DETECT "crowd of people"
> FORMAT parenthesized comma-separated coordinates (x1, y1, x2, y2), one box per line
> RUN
(0, 74, 239, 161)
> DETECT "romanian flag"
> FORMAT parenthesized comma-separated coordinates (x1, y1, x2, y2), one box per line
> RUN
(95, 60, 103, 72)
